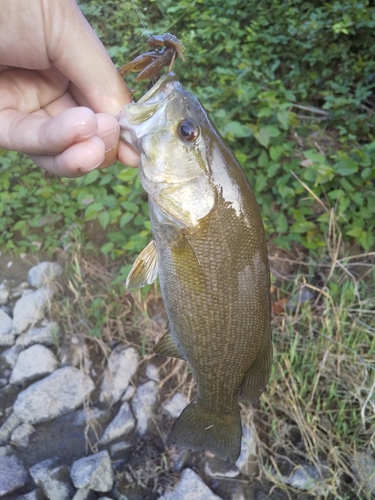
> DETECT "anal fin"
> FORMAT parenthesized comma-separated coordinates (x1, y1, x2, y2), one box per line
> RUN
(126, 240, 158, 290)
(240, 335, 272, 403)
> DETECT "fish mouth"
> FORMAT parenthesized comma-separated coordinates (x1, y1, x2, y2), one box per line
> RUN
(118, 72, 180, 130)
(137, 72, 180, 104)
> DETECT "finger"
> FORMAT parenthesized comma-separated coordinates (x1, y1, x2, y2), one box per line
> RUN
(29, 135, 106, 177)
(0, 106, 98, 154)
(44, 0, 132, 114)
(118, 141, 140, 168)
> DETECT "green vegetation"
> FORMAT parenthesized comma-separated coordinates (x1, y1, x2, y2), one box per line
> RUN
(1, 1, 374, 497)
(1, 0, 374, 257)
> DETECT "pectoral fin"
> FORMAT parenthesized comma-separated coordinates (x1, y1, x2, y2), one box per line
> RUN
(126, 240, 158, 290)
(153, 329, 185, 360)
(240, 333, 272, 403)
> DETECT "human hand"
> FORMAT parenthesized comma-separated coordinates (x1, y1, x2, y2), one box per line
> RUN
(0, 0, 140, 177)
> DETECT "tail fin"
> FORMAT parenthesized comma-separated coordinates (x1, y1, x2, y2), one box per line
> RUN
(170, 398, 242, 463)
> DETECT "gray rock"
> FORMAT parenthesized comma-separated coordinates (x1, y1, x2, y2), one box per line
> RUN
(235, 423, 258, 476)
(27, 261, 63, 288)
(12, 286, 56, 334)
(72, 407, 108, 427)
(159, 468, 222, 500)
(11, 422, 36, 447)
(15, 489, 44, 500)
(280, 465, 327, 494)
(29, 457, 74, 500)
(71, 450, 114, 492)
(132, 380, 158, 436)
(58, 335, 90, 369)
(0, 445, 29, 496)
(0, 332, 15, 347)
(14, 366, 95, 424)
(353, 451, 375, 498)
(10, 344, 59, 385)
(146, 363, 160, 382)
(0, 308, 12, 336)
(121, 385, 135, 402)
(16, 321, 60, 348)
(0, 280, 10, 305)
(109, 441, 132, 456)
(0, 412, 23, 445)
(0, 344, 21, 370)
(163, 393, 188, 419)
(0, 307, 15, 346)
(99, 347, 139, 406)
(99, 401, 135, 445)
(10, 282, 32, 299)
(72, 488, 96, 500)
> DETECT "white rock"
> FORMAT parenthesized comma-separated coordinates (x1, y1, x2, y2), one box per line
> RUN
(16, 321, 60, 348)
(12, 286, 56, 334)
(146, 363, 160, 382)
(11, 422, 36, 447)
(70, 450, 114, 492)
(10, 344, 59, 385)
(0, 308, 12, 336)
(13, 366, 95, 424)
(99, 401, 135, 445)
(27, 261, 63, 288)
(235, 423, 258, 476)
(131, 380, 158, 436)
(163, 393, 189, 419)
(0, 445, 29, 497)
(0, 280, 10, 305)
(99, 347, 139, 406)
(159, 468, 222, 500)
(0, 412, 23, 445)
(29, 457, 74, 500)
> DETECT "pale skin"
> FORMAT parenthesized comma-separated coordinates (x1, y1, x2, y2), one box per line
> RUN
(0, 0, 140, 177)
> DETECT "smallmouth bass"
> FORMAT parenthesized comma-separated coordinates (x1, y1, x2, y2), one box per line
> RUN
(118, 73, 272, 463)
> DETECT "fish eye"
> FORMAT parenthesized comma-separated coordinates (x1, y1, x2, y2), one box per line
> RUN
(177, 119, 199, 142)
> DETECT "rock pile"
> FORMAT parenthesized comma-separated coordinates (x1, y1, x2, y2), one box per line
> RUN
(0, 260, 261, 499)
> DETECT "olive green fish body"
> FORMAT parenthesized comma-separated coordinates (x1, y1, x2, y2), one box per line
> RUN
(118, 73, 272, 462)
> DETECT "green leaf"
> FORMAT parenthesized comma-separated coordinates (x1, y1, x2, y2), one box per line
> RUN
(119, 212, 134, 228)
(254, 127, 270, 147)
(84, 202, 104, 220)
(100, 242, 114, 254)
(98, 211, 110, 229)
(277, 110, 290, 129)
(334, 159, 359, 176)
(269, 145, 284, 161)
(223, 121, 252, 138)
(84, 169, 100, 185)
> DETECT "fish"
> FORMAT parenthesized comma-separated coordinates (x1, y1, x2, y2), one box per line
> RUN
(117, 72, 272, 463)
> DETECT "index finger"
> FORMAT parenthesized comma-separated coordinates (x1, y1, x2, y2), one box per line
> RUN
(44, 0, 132, 115)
